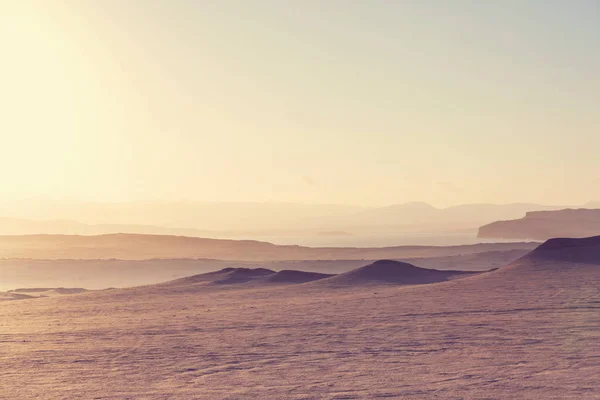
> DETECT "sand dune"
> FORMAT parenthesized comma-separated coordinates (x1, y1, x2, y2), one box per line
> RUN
(3, 287, 89, 299)
(0, 291, 35, 301)
(163, 267, 332, 288)
(314, 259, 478, 286)
(165, 267, 276, 286)
(523, 235, 600, 264)
(144, 261, 478, 291)
(0, 249, 529, 291)
(211, 268, 276, 285)
(0, 287, 88, 301)
(443, 235, 600, 287)
(260, 270, 334, 284)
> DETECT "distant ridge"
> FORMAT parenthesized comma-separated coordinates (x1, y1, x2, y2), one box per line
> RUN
(0, 233, 537, 261)
(0, 200, 570, 233)
(313, 260, 477, 286)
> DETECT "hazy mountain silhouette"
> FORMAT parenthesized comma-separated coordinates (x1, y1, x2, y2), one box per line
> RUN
(0, 217, 218, 237)
(0, 233, 537, 261)
(342, 202, 568, 229)
(478, 208, 600, 240)
(0, 200, 579, 235)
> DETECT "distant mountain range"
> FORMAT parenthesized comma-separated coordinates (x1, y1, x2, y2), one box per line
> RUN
(0, 233, 537, 261)
(338, 202, 569, 230)
(478, 208, 600, 240)
(0, 217, 219, 237)
(0, 200, 592, 236)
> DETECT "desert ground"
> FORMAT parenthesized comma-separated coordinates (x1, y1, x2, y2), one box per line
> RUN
(1, 237, 599, 399)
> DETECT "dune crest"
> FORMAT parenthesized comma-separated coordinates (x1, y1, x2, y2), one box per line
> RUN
(162, 267, 333, 287)
(514, 235, 600, 266)
(261, 270, 333, 284)
(313, 259, 477, 286)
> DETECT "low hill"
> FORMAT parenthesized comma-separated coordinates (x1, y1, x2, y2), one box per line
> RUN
(260, 270, 334, 284)
(467, 235, 600, 282)
(162, 267, 331, 288)
(166, 267, 276, 286)
(0, 233, 537, 261)
(0, 287, 88, 301)
(313, 260, 478, 286)
(478, 208, 600, 240)
(0, 249, 529, 292)
(0, 292, 35, 301)
(519, 235, 600, 265)
(8, 287, 89, 296)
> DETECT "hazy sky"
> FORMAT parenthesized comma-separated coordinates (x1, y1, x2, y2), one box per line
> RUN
(1, 1, 599, 207)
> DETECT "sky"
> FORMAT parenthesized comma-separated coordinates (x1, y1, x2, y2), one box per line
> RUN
(1, 0, 599, 207)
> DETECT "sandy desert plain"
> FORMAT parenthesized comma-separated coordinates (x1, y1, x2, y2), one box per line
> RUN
(1, 235, 599, 399)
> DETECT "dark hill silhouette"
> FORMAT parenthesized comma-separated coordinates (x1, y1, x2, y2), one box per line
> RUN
(159, 267, 331, 288)
(466, 235, 600, 283)
(260, 270, 333, 284)
(167, 267, 276, 286)
(214, 268, 275, 284)
(520, 235, 600, 265)
(314, 260, 477, 286)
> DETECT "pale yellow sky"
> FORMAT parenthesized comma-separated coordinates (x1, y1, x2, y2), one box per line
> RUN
(1, 1, 599, 207)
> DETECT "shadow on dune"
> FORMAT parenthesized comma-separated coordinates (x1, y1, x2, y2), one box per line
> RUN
(311, 260, 479, 287)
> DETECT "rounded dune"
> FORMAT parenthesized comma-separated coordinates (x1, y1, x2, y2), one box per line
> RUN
(259, 270, 334, 284)
(524, 235, 600, 265)
(312, 259, 476, 286)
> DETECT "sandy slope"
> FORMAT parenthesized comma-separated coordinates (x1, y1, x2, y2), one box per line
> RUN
(0, 288, 88, 301)
(1, 245, 599, 399)
(313, 260, 477, 286)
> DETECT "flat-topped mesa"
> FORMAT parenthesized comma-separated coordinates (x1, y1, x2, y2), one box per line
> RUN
(478, 208, 600, 240)
(523, 208, 600, 220)
(525, 235, 600, 265)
